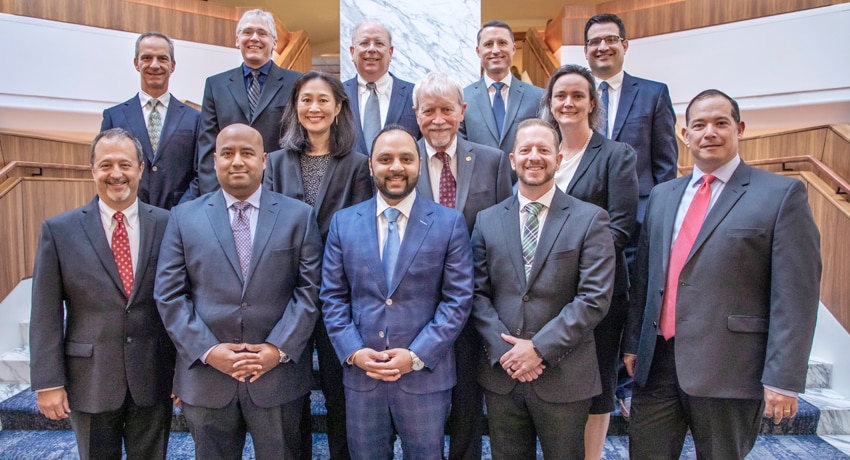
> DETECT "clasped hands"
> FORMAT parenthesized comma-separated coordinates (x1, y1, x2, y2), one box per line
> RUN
(351, 347, 413, 381)
(499, 334, 545, 382)
(206, 342, 281, 383)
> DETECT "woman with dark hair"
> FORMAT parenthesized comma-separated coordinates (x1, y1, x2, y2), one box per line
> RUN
(540, 64, 638, 460)
(264, 70, 373, 460)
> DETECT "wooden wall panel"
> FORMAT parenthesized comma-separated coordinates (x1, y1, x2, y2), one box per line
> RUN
(822, 129, 850, 183)
(0, 185, 26, 304)
(0, 134, 90, 166)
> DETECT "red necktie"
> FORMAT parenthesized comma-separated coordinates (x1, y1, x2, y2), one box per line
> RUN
(435, 151, 456, 208)
(111, 211, 134, 296)
(660, 175, 716, 340)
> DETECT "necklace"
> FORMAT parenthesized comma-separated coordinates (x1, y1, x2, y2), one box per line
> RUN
(559, 129, 593, 159)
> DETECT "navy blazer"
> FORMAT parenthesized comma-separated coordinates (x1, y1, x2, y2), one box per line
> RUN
(101, 94, 199, 209)
(264, 148, 373, 242)
(155, 189, 322, 408)
(415, 137, 513, 234)
(625, 164, 821, 399)
(30, 198, 175, 413)
(195, 63, 301, 195)
(609, 72, 678, 197)
(321, 195, 473, 394)
(343, 73, 420, 155)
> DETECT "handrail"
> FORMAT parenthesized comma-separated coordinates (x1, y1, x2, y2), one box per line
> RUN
(0, 160, 90, 178)
(523, 28, 560, 88)
(677, 155, 850, 196)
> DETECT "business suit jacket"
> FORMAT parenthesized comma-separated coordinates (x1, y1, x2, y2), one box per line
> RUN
(264, 148, 373, 242)
(101, 94, 200, 209)
(624, 163, 821, 399)
(564, 131, 638, 296)
(471, 190, 616, 402)
(415, 137, 513, 233)
(155, 189, 323, 408)
(30, 198, 175, 413)
(343, 73, 420, 155)
(196, 63, 301, 195)
(610, 73, 678, 197)
(321, 195, 474, 394)
(459, 78, 545, 160)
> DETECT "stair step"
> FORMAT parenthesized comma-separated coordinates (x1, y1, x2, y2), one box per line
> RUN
(0, 346, 29, 385)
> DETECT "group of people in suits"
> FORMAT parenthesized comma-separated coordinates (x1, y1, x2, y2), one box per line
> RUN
(28, 7, 822, 460)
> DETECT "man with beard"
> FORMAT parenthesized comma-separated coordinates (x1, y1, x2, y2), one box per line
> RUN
(471, 119, 615, 459)
(321, 126, 473, 459)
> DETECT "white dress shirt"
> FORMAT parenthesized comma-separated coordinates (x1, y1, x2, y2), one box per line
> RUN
(594, 71, 624, 138)
(671, 155, 740, 245)
(376, 190, 416, 259)
(357, 72, 393, 130)
(483, 73, 512, 109)
(138, 91, 170, 130)
(98, 198, 141, 276)
(517, 185, 556, 236)
(222, 186, 263, 244)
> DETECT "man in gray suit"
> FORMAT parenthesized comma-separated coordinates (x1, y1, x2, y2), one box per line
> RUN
(155, 123, 322, 459)
(472, 119, 616, 459)
(624, 90, 821, 459)
(459, 20, 545, 183)
(31, 128, 175, 460)
(411, 71, 511, 459)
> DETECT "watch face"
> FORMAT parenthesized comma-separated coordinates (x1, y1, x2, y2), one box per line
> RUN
(412, 359, 424, 371)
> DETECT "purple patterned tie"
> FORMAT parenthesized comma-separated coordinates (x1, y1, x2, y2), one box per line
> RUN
(435, 151, 457, 208)
(231, 201, 252, 278)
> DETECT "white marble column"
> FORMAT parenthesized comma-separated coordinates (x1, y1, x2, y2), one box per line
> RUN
(340, 0, 481, 86)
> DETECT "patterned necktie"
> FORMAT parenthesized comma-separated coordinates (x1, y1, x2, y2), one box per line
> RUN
(521, 202, 544, 280)
(435, 151, 457, 208)
(111, 211, 134, 296)
(248, 70, 261, 117)
(492, 82, 506, 139)
(382, 207, 401, 289)
(599, 81, 610, 138)
(660, 175, 716, 340)
(148, 98, 162, 152)
(363, 82, 381, 153)
(231, 201, 253, 279)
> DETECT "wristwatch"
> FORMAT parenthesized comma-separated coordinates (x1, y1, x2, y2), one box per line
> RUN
(409, 351, 425, 371)
(278, 348, 291, 363)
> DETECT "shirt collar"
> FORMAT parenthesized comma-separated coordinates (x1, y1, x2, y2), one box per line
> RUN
(484, 72, 513, 90)
(242, 60, 273, 77)
(358, 72, 393, 95)
(139, 91, 170, 109)
(425, 136, 458, 159)
(98, 197, 140, 231)
(518, 184, 556, 211)
(691, 154, 741, 187)
(595, 70, 624, 91)
(222, 186, 263, 211)
(376, 189, 417, 219)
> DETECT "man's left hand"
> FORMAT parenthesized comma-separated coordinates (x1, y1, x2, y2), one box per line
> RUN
(764, 388, 798, 424)
(367, 348, 414, 381)
(231, 343, 281, 383)
(499, 334, 544, 380)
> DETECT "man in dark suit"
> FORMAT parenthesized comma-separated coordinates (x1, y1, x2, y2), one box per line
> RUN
(321, 127, 473, 460)
(155, 123, 322, 459)
(459, 20, 545, 183)
(343, 22, 420, 155)
(411, 71, 511, 459)
(623, 90, 821, 459)
(30, 128, 176, 460)
(100, 32, 199, 210)
(472, 119, 616, 459)
(194, 9, 301, 196)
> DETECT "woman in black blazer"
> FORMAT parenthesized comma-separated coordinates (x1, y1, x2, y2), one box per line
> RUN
(540, 64, 639, 460)
(264, 70, 373, 460)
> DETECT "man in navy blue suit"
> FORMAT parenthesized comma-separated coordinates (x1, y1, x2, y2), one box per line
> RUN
(101, 32, 199, 210)
(343, 22, 420, 155)
(321, 126, 473, 460)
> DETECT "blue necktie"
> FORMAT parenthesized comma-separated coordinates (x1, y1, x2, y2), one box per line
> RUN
(599, 81, 610, 138)
(492, 82, 506, 139)
(382, 207, 401, 289)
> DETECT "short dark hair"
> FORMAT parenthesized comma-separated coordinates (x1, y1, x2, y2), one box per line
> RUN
(135, 32, 174, 61)
(584, 14, 627, 43)
(477, 20, 514, 44)
(539, 64, 603, 132)
(685, 89, 741, 125)
(370, 124, 417, 157)
(514, 118, 560, 153)
(90, 128, 144, 165)
(278, 71, 357, 158)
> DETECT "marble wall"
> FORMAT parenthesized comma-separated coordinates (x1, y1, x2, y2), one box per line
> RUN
(340, 0, 481, 87)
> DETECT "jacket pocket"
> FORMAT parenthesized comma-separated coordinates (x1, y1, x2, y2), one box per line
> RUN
(727, 315, 769, 333)
(65, 341, 93, 357)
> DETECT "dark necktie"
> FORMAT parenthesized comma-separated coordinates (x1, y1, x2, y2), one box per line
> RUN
(435, 151, 457, 208)
(148, 98, 162, 152)
(248, 70, 261, 117)
(111, 211, 134, 296)
(599, 81, 610, 138)
(492, 82, 506, 139)
(521, 202, 544, 280)
(231, 201, 252, 279)
(382, 207, 401, 289)
(363, 82, 381, 153)
(660, 175, 716, 340)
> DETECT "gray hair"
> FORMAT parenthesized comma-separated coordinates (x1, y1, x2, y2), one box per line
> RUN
(135, 32, 174, 61)
(236, 9, 277, 40)
(351, 21, 393, 46)
(412, 71, 464, 108)
(90, 128, 144, 165)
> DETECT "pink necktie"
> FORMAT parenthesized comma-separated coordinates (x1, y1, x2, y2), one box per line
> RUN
(111, 211, 134, 296)
(435, 151, 456, 208)
(660, 175, 716, 340)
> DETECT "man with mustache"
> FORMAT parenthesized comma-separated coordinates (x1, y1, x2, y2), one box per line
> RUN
(30, 128, 176, 459)
(321, 126, 473, 459)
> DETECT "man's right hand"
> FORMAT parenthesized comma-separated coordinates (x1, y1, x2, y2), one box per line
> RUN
(623, 353, 637, 377)
(37, 387, 70, 420)
(206, 343, 262, 381)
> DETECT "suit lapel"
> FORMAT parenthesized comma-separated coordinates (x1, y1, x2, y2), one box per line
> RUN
(386, 74, 408, 125)
(313, 156, 339, 218)
(154, 96, 184, 163)
(244, 190, 279, 290)
(130, 203, 157, 304)
(122, 96, 155, 163)
(612, 73, 638, 140)
(227, 69, 252, 121)
(79, 198, 128, 299)
(344, 78, 367, 153)
(502, 81, 525, 144)
(499, 197, 527, 290)
(455, 139, 474, 211)
(687, 164, 750, 264)
(527, 191, 569, 288)
(205, 191, 244, 281)
(567, 132, 603, 194)
(415, 140, 436, 201)
(472, 79, 500, 142)
(660, 177, 690, 275)
(359, 199, 389, 296)
(253, 64, 287, 122)
(389, 197, 432, 295)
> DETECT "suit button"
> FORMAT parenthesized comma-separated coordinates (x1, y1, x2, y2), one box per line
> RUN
(152, 165, 158, 172)
(386, 299, 392, 306)
(241, 302, 248, 309)
(233, 338, 241, 343)
(126, 337, 133, 343)
(379, 331, 385, 338)
(522, 295, 530, 302)
(515, 329, 521, 336)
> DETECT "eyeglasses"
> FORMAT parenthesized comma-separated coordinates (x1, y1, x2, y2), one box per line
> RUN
(586, 35, 623, 47)
(239, 28, 272, 39)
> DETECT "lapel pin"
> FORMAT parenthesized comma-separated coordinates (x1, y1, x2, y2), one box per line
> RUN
(465, 156, 471, 162)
